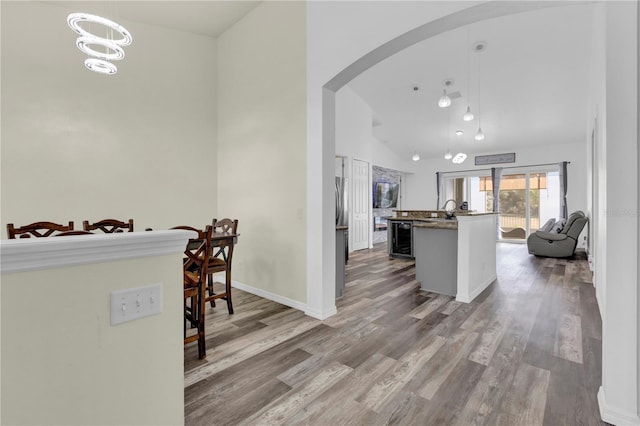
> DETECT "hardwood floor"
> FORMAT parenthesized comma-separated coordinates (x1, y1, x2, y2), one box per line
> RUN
(184, 243, 605, 425)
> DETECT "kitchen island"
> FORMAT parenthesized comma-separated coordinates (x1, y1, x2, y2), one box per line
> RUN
(390, 211, 497, 303)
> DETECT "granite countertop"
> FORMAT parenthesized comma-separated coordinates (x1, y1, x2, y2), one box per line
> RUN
(412, 220, 458, 230)
(336, 225, 348, 231)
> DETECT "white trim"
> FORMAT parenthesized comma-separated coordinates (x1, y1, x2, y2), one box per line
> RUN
(304, 305, 338, 321)
(0, 230, 196, 274)
(598, 387, 640, 426)
(457, 275, 496, 304)
(230, 280, 309, 314)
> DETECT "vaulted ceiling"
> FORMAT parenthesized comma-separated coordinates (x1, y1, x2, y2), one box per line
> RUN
(347, 3, 594, 160)
(45, 1, 594, 162)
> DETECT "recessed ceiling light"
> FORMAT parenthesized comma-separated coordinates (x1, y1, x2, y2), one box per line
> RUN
(472, 41, 488, 54)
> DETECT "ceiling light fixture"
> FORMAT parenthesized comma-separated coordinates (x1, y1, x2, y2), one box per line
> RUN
(438, 79, 454, 108)
(463, 106, 474, 122)
(452, 153, 467, 164)
(412, 151, 420, 162)
(444, 151, 453, 161)
(473, 41, 487, 141)
(67, 12, 133, 75)
(452, 129, 467, 164)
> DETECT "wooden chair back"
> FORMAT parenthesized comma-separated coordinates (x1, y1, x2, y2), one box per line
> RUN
(210, 218, 238, 263)
(7, 221, 74, 239)
(83, 219, 134, 233)
(55, 230, 94, 237)
(182, 236, 210, 359)
(206, 218, 239, 314)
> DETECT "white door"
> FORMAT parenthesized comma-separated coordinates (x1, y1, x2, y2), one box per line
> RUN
(351, 159, 370, 251)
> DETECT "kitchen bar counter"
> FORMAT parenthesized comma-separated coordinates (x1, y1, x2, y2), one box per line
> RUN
(413, 213, 497, 303)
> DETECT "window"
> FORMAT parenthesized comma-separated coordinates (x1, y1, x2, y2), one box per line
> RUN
(441, 167, 560, 240)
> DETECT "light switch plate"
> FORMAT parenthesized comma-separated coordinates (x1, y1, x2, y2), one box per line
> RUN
(110, 283, 163, 326)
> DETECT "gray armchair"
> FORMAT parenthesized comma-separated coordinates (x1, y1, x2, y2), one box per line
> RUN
(527, 211, 587, 258)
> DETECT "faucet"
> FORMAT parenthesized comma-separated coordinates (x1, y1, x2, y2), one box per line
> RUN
(441, 199, 457, 219)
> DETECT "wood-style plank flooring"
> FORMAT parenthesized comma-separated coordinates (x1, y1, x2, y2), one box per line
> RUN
(184, 243, 605, 425)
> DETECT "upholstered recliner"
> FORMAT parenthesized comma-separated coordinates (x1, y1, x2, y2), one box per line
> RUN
(527, 211, 587, 258)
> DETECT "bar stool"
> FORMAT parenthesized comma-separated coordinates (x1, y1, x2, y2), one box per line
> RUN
(206, 218, 239, 314)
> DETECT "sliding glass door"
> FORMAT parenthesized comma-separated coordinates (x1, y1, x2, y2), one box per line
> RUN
(442, 168, 560, 241)
(490, 171, 560, 240)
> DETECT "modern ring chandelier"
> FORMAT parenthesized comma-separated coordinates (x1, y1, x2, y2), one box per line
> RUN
(67, 13, 133, 75)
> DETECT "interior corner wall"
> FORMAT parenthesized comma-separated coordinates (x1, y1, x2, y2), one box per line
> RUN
(587, 2, 607, 314)
(217, 1, 307, 304)
(599, 1, 639, 424)
(0, 2, 217, 233)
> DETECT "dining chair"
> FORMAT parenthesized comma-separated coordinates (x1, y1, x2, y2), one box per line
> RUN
(182, 236, 210, 360)
(206, 218, 239, 314)
(7, 221, 74, 239)
(83, 218, 134, 233)
(55, 230, 94, 236)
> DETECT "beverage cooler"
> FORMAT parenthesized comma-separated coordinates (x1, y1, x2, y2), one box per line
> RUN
(389, 220, 413, 258)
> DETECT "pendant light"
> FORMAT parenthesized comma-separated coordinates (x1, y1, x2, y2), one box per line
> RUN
(412, 151, 420, 161)
(453, 130, 467, 164)
(452, 153, 468, 164)
(438, 89, 451, 108)
(438, 79, 454, 108)
(463, 26, 474, 122)
(67, 12, 133, 75)
(473, 41, 487, 141)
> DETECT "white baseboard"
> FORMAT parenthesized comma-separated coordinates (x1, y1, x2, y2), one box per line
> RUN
(598, 387, 640, 425)
(304, 305, 338, 320)
(456, 275, 496, 304)
(230, 280, 308, 313)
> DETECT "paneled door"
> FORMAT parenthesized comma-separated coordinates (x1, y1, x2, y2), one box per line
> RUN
(351, 159, 370, 251)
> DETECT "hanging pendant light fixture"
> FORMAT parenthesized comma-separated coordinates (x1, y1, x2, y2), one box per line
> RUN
(463, 106, 474, 122)
(67, 12, 133, 75)
(473, 41, 487, 141)
(452, 153, 468, 164)
(438, 89, 451, 108)
(438, 79, 454, 108)
(453, 130, 467, 164)
(412, 151, 421, 161)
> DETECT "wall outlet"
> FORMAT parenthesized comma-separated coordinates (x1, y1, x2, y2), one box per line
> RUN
(430, 212, 437, 218)
(402, 212, 408, 217)
(110, 283, 163, 326)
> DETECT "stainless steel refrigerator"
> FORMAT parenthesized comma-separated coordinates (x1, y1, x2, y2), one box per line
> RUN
(335, 176, 348, 227)
(335, 176, 349, 263)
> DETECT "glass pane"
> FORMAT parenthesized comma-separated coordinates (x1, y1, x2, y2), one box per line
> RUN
(499, 174, 526, 240)
(528, 173, 543, 233)
(538, 171, 560, 230)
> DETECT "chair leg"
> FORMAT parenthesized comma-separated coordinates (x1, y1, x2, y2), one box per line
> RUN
(197, 284, 206, 359)
(225, 272, 233, 315)
(207, 273, 216, 308)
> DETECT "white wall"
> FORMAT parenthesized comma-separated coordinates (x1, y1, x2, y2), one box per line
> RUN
(597, 1, 639, 424)
(1, 253, 185, 426)
(335, 86, 415, 249)
(0, 2, 218, 233)
(217, 1, 307, 305)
